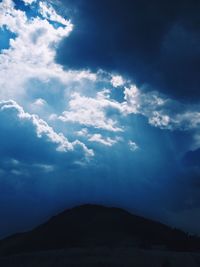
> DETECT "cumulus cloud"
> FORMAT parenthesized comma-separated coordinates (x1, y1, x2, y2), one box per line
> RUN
(120, 84, 200, 136)
(148, 112, 170, 129)
(39, 1, 71, 27)
(111, 75, 124, 88)
(0, 0, 199, 155)
(147, 108, 200, 132)
(121, 85, 167, 116)
(1, 0, 199, 152)
(76, 128, 120, 147)
(0, 100, 93, 157)
(0, 0, 95, 102)
(22, 0, 37, 5)
(88, 134, 118, 146)
(33, 98, 47, 107)
(57, 91, 123, 132)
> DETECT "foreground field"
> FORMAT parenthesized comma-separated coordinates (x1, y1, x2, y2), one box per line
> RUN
(0, 247, 200, 267)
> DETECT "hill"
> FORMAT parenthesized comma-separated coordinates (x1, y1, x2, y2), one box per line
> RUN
(0, 204, 200, 256)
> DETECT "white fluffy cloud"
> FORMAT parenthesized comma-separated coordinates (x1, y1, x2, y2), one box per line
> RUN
(57, 91, 123, 132)
(0, 0, 200, 157)
(120, 85, 200, 134)
(88, 134, 119, 146)
(148, 112, 170, 128)
(111, 75, 124, 88)
(39, 1, 70, 26)
(34, 98, 47, 106)
(0, 0, 97, 160)
(76, 128, 120, 147)
(0, 100, 94, 157)
(22, 0, 36, 5)
(0, 0, 95, 101)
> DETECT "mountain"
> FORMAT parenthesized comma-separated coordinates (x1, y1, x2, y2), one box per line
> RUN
(0, 204, 200, 256)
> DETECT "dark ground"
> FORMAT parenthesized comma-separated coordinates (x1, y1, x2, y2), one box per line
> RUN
(1, 205, 200, 266)
(0, 247, 200, 267)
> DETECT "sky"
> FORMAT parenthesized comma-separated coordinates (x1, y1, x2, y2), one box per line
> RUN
(0, 0, 200, 238)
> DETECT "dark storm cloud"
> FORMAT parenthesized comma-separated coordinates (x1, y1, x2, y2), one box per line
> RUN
(56, 0, 200, 101)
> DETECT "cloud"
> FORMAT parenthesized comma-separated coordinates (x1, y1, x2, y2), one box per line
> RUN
(33, 163, 55, 173)
(111, 75, 124, 88)
(76, 128, 120, 147)
(1, 0, 199, 149)
(148, 112, 170, 129)
(39, 1, 71, 27)
(22, 0, 37, 5)
(0, 0, 95, 102)
(88, 134, 118, 146)
(1, 0, 200, 238)
(148, 110, 200, 132)
(120, 85, 200, 135)
(57, 91, 123, 132)
(128, 140, 139, 152)
(122, 85, 167, 115)
(174, 112, 200, 130)
(57, 0, 200, 101)
(0, 100, 94, 157)
(33, 98, 47, 107)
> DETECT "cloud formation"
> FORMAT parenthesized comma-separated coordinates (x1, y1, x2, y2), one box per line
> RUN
(58, 0, 200, 101)
(57, 91, 123, 132)
(0, 100, 93, 157)
(128, 141, 139, 152)
(0, 0, 95, 102)
(0, 0, 200, 237)
(76, 128, 120, 147)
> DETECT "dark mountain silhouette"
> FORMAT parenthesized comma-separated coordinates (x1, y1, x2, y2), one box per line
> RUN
(0, 204, 200, 256)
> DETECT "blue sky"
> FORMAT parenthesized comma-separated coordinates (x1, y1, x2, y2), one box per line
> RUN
(0, 0, 200, 237)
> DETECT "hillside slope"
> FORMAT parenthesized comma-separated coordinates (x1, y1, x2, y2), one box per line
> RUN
(0, 204, 200, 256)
